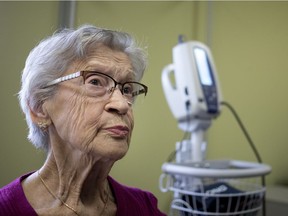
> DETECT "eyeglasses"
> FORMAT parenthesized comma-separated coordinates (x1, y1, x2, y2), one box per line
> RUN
(45, 71, 148, 104)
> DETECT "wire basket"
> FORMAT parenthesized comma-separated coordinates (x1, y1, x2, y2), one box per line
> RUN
(159, 160, 271, 216)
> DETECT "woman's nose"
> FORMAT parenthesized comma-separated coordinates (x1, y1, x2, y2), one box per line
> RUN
(104, 89, 131, 115)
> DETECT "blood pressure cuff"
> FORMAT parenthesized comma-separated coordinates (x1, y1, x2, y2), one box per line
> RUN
(181, 182, 261, 216)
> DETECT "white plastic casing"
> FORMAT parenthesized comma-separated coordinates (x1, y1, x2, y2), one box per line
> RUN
(162, 41, 222, 130)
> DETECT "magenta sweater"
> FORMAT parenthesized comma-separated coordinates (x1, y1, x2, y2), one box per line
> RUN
(0, 172, 166, 216)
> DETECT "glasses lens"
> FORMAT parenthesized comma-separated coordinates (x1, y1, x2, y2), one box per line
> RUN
(83, 72, 114, 98)
(123, 82, 147, 104)
(82, 71, 147, 105)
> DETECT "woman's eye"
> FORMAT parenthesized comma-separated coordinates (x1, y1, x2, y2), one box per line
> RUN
(86, 75, 107, 87)
(89, 78, 102, 86)
(123, 85, 133, 94)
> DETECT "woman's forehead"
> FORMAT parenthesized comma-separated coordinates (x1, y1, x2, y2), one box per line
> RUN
(81, 46, 134, 78)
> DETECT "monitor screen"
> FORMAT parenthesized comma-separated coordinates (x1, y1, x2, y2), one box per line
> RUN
(194, 47, 213, 86)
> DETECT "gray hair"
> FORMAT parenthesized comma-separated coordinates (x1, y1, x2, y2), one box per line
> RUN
(18, 24, 147, 151)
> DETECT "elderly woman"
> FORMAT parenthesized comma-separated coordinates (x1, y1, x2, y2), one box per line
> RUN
(0, 25, 165, 216)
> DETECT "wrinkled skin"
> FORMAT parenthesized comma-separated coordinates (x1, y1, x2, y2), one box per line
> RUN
(46, 46, 134, 161)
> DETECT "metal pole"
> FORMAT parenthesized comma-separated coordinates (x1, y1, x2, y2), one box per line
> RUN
(58, 0, 76, 29)
(206, 1, 213, 47)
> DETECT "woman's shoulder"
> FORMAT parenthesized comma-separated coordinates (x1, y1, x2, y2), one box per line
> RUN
(0, 175, 23, 203)
(108, 175, 154, 199)
(0, 172, 37, 216)
(108, 176, 166, 216)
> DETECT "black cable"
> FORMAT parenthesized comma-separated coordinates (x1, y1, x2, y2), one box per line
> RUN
(220, 101, 262, 163)
(220, 101, 266, 216)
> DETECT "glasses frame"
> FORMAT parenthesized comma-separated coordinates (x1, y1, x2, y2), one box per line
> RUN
(45, 70, 148, 100)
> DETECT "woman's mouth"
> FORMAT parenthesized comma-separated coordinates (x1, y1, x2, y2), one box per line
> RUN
(104, 125, 130, 137)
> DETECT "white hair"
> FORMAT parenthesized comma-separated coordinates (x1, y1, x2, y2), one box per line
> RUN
(18, 24, 147, 151)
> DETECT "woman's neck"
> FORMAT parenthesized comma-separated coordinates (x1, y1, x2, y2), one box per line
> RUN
(23, 144, 115, 215)
(42, 146, 114, 206)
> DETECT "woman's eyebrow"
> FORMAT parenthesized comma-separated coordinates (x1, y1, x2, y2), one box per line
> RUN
(125, 71, 136, 80)
(84, 63, 136, 80)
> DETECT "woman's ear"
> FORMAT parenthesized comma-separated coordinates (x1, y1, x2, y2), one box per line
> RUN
(29, 103, 51, 130)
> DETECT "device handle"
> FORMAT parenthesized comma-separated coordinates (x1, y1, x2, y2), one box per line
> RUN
(159, 173, 172, 193)
(162, 64, 182, 119)
(162, 64, 175, 93)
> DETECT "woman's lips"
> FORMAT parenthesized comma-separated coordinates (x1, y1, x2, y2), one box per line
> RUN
(104, 125, 130, 137)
